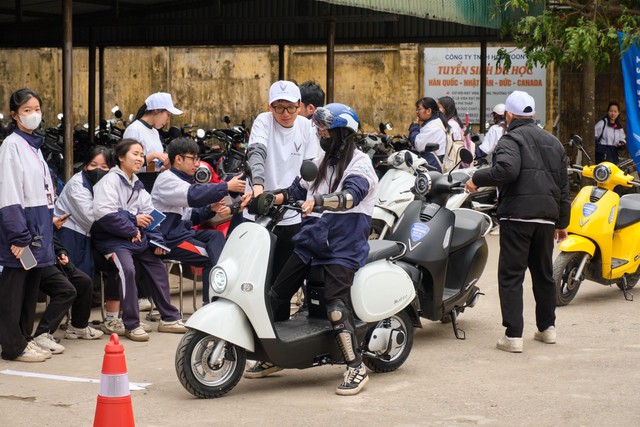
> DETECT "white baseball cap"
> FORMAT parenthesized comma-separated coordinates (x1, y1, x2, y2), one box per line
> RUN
(145, 92, 183, 115)
(504, 91, 535, 117)
(269, 80, 301, 105)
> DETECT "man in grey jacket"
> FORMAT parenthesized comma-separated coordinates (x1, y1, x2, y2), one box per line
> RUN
(465, 90, 570, 353)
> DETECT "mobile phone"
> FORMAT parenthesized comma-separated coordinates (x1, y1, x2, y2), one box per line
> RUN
(60, 213, 72, 220)
(20, 246, 38, 270)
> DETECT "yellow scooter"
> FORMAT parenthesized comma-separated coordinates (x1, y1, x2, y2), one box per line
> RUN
(554, 136, 640, 305)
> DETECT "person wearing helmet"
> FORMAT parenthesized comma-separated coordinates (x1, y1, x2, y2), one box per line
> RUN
(476, 103, 507, 164)
(244, 103, 378, 396)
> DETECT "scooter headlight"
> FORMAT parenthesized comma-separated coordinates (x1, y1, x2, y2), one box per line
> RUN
(211, 267, 228, 294)
(593, 164, 611, 183)
(415, 171, 431, 196)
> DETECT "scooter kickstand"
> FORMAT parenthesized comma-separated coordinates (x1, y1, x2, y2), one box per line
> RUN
(450, 309, 466, 340)
(621, 276, 634, 302)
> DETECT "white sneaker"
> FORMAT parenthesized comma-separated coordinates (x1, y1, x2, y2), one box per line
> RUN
(138, 298, 152, 311)
(65, 325, 104, 340)
(15, 341, 49, 363)
(496, 335, 523, 353)
(34, 333, 66, 354)
(101, 317, 125, 335)
(534, 326, 557, 344)
(158, 319, 187, 333)
(124, 326, 150, 342)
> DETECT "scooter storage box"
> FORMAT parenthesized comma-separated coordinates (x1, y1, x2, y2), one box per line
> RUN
(351, 260, 415, 322)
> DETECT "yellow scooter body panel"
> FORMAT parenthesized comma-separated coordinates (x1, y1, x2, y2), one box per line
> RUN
(610, 221, 640, 279)
(557, 234, 595, 255)
(566, 186, 619, 278)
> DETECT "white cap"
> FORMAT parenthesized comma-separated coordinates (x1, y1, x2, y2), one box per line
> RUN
(145, 92, 183, 115)
(269, 80, 301, 105)
(492, 103, 506, 115)
(504, 91, 535, 117)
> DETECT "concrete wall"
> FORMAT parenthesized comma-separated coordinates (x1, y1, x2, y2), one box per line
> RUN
(0, 44, 421, 133)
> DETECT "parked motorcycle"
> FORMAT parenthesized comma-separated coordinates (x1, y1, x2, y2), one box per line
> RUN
(175, 163, 416, 398)
(385, 149, 490, 339)
(370, 146, 495, 240)
(554, 135, 640, 305)
(199, 116, 248, 178)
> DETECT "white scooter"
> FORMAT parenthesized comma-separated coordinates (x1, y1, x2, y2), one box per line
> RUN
(370, 149, 430, 239)
(176, 168, 416, 399)
(371, 148, 495, 239)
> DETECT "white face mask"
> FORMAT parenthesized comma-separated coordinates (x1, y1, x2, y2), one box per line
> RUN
(19, 112, 42, 130)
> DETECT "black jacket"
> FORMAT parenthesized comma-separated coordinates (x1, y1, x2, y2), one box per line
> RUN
(472, 118, 570, 229)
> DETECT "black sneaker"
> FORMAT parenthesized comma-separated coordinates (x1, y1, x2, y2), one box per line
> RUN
(336, 364, 368, 396)
(243, 361, 283, 379)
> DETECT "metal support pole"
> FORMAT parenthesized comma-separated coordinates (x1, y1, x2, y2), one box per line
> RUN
(480, 41, 487, 131)
(89, 32, 96, 145)
(62, 0, 73, 181)
(99, 46, 105, 126)
(278, 44, 285, 80)
(326, 20, 335, 103)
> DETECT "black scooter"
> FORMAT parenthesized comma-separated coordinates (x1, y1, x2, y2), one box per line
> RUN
(387, 150, 490, 339)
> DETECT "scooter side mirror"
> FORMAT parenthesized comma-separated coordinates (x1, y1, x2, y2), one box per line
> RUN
(404, 151, 413, 168)
(300, 160, 318, 182)
(571, 135, 583, 147)
(459, 148, 474, 165)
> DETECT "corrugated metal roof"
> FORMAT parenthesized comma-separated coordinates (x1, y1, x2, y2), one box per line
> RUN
(317, 0, 537, 29)
(0, 0, 509, 47)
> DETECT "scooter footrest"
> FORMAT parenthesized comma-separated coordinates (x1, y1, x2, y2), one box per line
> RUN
(275, 316, 333, 343)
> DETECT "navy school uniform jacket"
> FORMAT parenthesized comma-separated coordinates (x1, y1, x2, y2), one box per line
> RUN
(151, 168, 228, 248)
(287, 149, 378, 271)
(0, 130, 55, 268)
(91, 166, 166, 255)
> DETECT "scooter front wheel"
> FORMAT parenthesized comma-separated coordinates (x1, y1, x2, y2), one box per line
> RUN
(362, 309, 414, 373)
(554, 252, 585, 306)
(175, 330, 247, 398)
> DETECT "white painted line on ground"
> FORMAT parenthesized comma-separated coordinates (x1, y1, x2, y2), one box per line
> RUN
(0, 369, 151, 391)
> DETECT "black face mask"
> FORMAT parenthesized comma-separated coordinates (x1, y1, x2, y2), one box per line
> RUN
(320, 137, 334, 153)
(85, 168, 108, 186)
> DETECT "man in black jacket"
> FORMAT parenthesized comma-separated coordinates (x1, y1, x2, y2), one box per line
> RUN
(465, 90, 570, 353)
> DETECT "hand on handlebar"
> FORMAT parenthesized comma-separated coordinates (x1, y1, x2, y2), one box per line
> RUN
(464, 179, 478, 194)
(300, 199, 316, 217)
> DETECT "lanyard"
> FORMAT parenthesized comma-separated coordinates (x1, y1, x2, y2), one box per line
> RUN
(20, 137, 51, 192)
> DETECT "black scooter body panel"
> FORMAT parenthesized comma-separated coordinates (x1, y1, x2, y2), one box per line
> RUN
(247, 317, 369, 369)
(388, 200, 488, 321)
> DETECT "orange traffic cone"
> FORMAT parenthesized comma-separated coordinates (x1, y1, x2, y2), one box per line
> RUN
(94, 334, 135, 427)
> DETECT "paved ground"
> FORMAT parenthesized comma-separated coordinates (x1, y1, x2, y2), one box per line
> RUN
(1, 235, 640, 426)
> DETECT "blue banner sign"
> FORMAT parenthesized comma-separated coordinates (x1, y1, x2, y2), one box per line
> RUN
(619, 33, 640, 172)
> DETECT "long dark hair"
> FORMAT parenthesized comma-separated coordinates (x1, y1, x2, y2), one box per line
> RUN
(9, 88, 42, 130)
(311, 127, 356, 193)
(417, 97, 449, 130)
(438, 96, 464, 128)
(114, 138, 143, 166)
(84, 146, 115, 169)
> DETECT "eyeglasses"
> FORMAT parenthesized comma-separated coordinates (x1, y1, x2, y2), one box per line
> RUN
(181, 155, 200, 163)
(272, 104, 299, 114)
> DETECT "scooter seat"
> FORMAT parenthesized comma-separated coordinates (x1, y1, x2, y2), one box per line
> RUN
(366, 240, 405, 263)
(450, 209, 485, 252)
(615, 194, 640, 230)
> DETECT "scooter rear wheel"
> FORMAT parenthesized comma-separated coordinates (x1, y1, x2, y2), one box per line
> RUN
(362, 309, 414, 373)
(175, 330, 246, 398)
(554, 252, 585, 306)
